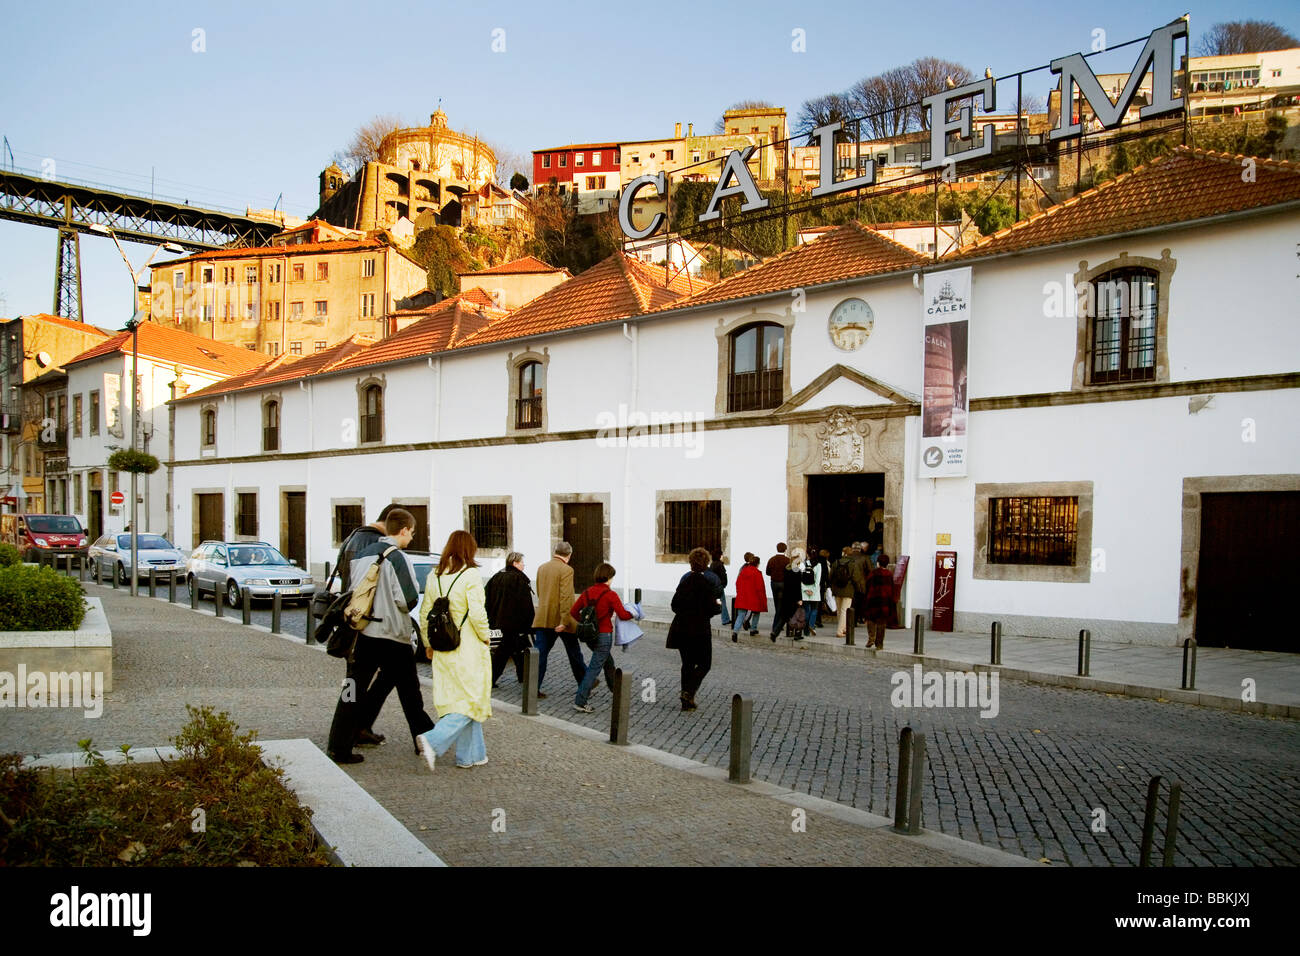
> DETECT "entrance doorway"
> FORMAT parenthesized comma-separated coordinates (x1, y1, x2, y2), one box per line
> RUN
(807, 473, 885, 558)
(1196, 491, 1299, 651)
(283, 491, 306, 569)
(195, 493, 224, 547)
(562, 502, 603, 591)
(88, 490, 102, 543)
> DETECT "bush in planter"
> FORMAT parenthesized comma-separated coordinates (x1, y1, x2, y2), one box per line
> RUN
(0, 565, 87, 631)
(0, 542, 20, 567)
(107, 448, 160, 475)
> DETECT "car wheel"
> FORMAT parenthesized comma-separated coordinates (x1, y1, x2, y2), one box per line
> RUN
(117, 561, 129, 585)
(226, 580, 241, 608)
(187, 575, 200, 601)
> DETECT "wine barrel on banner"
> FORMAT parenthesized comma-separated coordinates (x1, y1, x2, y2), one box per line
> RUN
(923, 324, 954, 437)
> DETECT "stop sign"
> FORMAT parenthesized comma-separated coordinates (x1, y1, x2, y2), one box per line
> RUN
(110, 491, 125, 506)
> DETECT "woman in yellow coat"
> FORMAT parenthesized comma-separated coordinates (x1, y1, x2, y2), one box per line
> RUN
(416, 530, 493, 770)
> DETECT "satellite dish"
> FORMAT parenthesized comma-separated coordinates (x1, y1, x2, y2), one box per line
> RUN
(35, 351, 52, 368)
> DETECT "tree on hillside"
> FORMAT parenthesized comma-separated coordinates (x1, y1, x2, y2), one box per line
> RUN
(794, 93, 855, 141)
(908, 58, 974, 129)
(408, 225, 480, 297)
(333, 114, 404, 175)
(713, 100, 777, 134)
(510, 172, 529, 192)
(488, 144, 530, 187)
(851, 67, 915, 139)
(1197, 20, 1299, 55)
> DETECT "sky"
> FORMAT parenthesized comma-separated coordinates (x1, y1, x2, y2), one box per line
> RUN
(1, 0, 1296, 327)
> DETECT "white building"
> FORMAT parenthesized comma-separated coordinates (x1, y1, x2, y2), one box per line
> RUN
(167, 148, 1300, 652)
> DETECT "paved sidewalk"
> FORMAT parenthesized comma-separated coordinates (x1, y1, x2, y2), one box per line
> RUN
(635, 608, 1299, 716)
(0, 582, 1023, 866)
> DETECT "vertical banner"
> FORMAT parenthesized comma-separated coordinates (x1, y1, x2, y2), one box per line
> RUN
(920, 266, 970, 477)
(931, 550, 957, 632)
(104, 372, 122, 439)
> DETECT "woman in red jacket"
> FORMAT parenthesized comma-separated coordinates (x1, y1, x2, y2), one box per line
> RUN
(731, 552, 768, 640)
(569, 563, 635, 713)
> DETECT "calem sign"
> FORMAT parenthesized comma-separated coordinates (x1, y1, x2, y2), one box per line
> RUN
(618, 19, 1188, 240)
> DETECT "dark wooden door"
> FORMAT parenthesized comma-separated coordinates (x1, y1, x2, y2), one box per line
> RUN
(88, 490, 102, 543)
(196, 493, 224, 548)
(405, 504, 429, 553)
(1196, 491, 1299, 651)
(284, 492, 306, 569)
(562, 503, 603, 591)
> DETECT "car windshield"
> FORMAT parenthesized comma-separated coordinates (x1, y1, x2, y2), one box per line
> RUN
(229, 546, 290, 567)
(117, 534, 173, 550)
(27, 516, 81, 534)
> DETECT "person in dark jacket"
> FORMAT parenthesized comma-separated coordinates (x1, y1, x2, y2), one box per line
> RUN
(667, 547, 718, 711)
(569, 563, 635, 712)
(765, 542, 789, 616)
(850, 541, 872, 630)
(769, 547, 806, 642)
(862, 553, 896, 649)
(485, 551, 535, 687)
(708, 551, 730, 626)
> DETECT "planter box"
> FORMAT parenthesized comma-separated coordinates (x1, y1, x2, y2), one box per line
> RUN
(0, 596, 112, 692)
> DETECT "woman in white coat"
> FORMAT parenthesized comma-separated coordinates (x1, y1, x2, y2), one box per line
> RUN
(416, 529, 493, 770)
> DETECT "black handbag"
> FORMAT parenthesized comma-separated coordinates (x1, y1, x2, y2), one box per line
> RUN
(319, 591, 358, 659)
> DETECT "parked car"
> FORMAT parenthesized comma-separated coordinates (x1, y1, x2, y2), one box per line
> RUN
(187, 540, 316, 607)
(1, 513, 88, 564)
(89, 533, 188, 583)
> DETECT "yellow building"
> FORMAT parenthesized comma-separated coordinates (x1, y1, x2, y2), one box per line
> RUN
(148, 223, 428, 357)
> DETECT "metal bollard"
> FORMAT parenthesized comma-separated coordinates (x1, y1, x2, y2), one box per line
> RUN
(214, 589, 224, 618)
(609, 668, 631, 745)
(324, 561, 331, 582)
(1162, 780, 1183, 868)
(168, 570, 177, 603)
(906, 732, 927, 835)
(305, 604, 316, 645)
(241, 587, 252, 625)
(148, 568, 158, 599)
(727, 694, 752, 784)
(93, 559, 101, 586)
(990, 621, 1002, 665)
(912, 613, 925, 655)
(894, 727, 914, 831)
(190, 576, 198, 610)
(271, 591, 282, 634)
(1077, 629, 1091, 676)
(845, 606, 856, 646)
(111, 562, 120, 589)
(1180, 638, 1197, 690)
(78, 555, 86, 582)
(520, 647, 539, 716)
(1139, 775, 1162, 867)
(61, 553, 70, 576)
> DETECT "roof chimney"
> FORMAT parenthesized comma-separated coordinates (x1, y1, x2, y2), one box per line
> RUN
(687, 122, 693, 137)
(674, 122, 682, 138)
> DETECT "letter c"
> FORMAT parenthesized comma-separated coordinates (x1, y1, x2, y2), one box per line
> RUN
(618, 173, 666, 240)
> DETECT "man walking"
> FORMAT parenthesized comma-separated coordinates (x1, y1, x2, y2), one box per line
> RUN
(328, 508, 434, 763)
(532, 541, 586, 698)
(766, 542, 789, 617)
(486, 551, 534, 687)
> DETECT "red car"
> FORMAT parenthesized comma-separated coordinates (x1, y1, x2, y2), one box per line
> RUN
(10, 514, 89, 564)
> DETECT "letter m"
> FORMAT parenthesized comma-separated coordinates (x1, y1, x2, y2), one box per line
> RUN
(102, 893, 129, 925)
(1049, 20, 1187, 141)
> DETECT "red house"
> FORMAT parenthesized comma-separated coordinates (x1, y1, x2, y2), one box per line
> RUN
(532, 143, 622, 196)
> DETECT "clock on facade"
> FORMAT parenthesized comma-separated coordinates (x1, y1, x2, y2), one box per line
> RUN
(828, 297, 874, 351)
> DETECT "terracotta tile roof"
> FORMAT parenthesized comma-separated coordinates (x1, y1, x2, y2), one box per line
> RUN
(179, 335, 374, 401)
(456, 255, 567, 277)
(158, 238, 386, 265)
(533, 142, 621, 153)
(12, 313, 111, 337)
(453, 254, 706, 348)
(947, 147, 1300, 261)
(660, 221, 925, 311)
(65, 322, 270, 377)
(332, 294, 507, 373)
(389, 286, 501, 317)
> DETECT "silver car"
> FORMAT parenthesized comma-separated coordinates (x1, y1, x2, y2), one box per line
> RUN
(187, 540, 316, 607)
(89, 533, 188, 583)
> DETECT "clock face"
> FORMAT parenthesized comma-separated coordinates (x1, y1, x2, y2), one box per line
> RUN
(828, 297, 874, 351)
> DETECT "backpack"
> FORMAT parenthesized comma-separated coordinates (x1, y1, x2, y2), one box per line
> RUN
(344, 546, 397, 630)
(830, 559, 851, 590)
(425, 568, 468, 654)
(575, 594, 601, 649)
(800, 564, 816, 586)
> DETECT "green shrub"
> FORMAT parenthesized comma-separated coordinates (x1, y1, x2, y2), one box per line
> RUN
(107, 448, 160, 474)
(0, 564, 87, 631)
(0, 542, 20, 567)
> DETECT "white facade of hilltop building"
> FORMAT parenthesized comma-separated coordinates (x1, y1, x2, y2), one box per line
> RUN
(167, 201, 1300, 650)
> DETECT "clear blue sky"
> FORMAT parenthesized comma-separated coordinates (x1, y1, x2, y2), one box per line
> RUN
(1, 0, 1295, 326)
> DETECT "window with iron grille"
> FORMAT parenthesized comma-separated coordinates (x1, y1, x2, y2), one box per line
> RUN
(263, 400, 279, 452)
(334, 504, 363, 546)
(988, 496, 1079, 566)
(468, 504, 509, 550)
(1087, 268, 1157, 384)
(516, 361, 543, 429)
(236, 493, 258, 537)
(727, 322, 784, 412)
(664, 500, 722, 556)
(361, 384, 383, 443)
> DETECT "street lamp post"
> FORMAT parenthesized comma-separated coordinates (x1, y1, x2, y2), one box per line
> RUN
(89, 225, 183, 597)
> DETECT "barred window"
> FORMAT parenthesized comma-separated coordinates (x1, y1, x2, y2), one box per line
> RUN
(664, 500, 721, 557)
(236, 493, 258, 537)
(988, 496, 1079, 566)
(468, 504, 508, 550)
(334, 504, 363, 546)
(1088, 268, 1156, 384)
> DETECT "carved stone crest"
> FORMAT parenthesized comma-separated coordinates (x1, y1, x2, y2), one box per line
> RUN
(817, 407, 869, 473)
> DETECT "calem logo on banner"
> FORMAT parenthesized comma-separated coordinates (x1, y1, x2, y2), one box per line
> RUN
(618, 19, 1189, 240)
